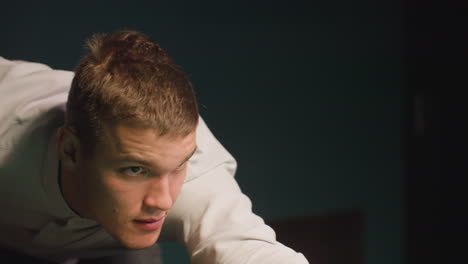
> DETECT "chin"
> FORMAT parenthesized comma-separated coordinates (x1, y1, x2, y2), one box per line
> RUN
(118, 231, 161, 250)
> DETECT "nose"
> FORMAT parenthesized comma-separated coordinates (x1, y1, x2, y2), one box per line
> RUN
(142, 174, 173, 212)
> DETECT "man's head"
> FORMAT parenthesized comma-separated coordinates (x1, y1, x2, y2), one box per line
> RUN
(57, 30, 198, 249)
(66, 30, 198, 152)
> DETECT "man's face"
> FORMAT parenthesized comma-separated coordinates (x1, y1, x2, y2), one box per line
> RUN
(75, 123, 196, 249)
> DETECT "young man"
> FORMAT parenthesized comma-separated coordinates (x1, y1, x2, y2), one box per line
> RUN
(0, 30, 308, 263)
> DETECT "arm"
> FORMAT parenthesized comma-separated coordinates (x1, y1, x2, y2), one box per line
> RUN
(161, 118, 309, 264)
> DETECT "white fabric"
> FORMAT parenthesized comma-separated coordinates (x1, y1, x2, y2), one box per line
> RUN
(0, 57, 309, 264)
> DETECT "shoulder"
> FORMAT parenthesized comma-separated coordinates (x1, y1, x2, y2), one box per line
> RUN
(185, 117, 237, 182)
(0, 57, 72, 147)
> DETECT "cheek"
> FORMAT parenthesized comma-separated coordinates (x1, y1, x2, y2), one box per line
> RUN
(92, 172, 143, 212)
(105, 177, 142, 200)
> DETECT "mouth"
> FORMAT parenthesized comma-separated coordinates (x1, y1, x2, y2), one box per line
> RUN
(133, 216, 165, 231)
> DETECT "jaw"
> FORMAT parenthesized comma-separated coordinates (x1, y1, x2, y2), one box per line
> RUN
(59, 165, 88, 218)
(97, 218, 163, 249)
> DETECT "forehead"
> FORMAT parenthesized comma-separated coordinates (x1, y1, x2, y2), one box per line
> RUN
(96, 122, 196, 161)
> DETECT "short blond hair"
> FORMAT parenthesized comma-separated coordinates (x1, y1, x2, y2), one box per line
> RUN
(66, 30, 198, 152)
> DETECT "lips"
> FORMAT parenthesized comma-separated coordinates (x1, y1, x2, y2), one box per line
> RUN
(134, 217, 164, 231)
(136, 218, 159, 223)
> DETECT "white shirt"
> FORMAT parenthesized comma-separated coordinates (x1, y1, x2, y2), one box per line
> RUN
(0, 57, 309, 264)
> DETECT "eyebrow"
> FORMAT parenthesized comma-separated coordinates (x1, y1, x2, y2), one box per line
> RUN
(179, 145, 198, 166)
(116, 145, 198, 169)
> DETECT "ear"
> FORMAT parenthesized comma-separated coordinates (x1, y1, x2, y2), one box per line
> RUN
(57, 126, 81, 171)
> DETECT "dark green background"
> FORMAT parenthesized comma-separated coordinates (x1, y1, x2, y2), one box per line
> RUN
(1, 1, 403, 263)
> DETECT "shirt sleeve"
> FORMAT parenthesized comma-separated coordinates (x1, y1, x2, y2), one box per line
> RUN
(161, 118, 309, 264)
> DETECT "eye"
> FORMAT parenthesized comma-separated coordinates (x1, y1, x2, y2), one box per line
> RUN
(123, 166, 146, 176)
(175, 162, 186, 170)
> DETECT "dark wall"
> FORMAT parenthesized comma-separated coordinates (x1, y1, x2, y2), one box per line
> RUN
(1, 1, 403, 263)
(405, 1, 464, 264)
